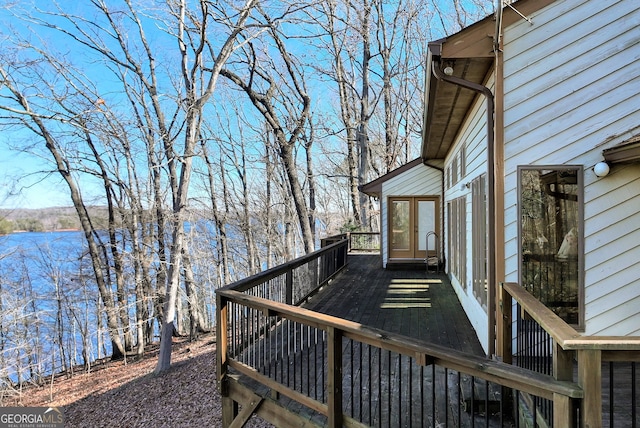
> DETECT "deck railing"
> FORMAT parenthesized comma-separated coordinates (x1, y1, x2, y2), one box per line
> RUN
(216, 245, 582, 427)
(225, 239, 348, 306)
(501, 282, 640, 427)
(217, 291, 582, 427)
(321, 232, 380, 253)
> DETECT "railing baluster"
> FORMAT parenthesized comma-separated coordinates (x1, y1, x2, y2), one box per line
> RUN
(444, 367, 448, 426)
(366, 343, 371, 425)
(358, 341, 363, 422)
(432, 364, 436, 428)
(388, 350, 392, 428)
(610, 361, 614, 428)
(484, 378, 488, 427)
(633, 362, 637, 428)
(398, 353, 403, 428)
(409, 355, 413, 427)
(420, 365, 424, 428)
(378, 346, 382, 426)
(470, 375, 475, 428)
(327, 326, 343, 428)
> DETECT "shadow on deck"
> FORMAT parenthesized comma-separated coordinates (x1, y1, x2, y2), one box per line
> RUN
(305, 254, 484, 356)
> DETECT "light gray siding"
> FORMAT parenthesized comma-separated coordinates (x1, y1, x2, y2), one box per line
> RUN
(443, 74, 493, 353)
(380, 163, 442, 267)
(503, 0, 640, 335)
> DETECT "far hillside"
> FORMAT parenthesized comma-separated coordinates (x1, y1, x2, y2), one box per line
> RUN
(0, 206, 108, 234)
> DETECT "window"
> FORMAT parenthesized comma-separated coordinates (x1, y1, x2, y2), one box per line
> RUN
(518, 166, 583, 326)
(472, 174, 487, 309)
(445, 166, 451, 189)
(448, 196, 466, 288)
(460, 145, 467, 178)
(451, 156, 459, 187)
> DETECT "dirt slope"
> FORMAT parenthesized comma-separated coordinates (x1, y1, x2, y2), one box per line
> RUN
(11, 335, 272, 428)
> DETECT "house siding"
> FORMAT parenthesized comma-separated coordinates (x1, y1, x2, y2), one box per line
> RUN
(503, 0, 640, 335)
(381, 163, 442, 267)
(443, 73, 494, 353)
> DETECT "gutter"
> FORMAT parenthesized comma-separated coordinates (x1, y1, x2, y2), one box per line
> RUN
(428, 45, 497, 357)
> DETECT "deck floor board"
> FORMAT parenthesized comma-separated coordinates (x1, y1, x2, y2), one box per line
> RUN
(305, 254, 485, 356)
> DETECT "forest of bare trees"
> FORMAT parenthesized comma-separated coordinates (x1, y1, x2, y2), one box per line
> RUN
(0, 0, 492, 392)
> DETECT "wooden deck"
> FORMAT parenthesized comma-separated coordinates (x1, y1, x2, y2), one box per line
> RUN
(227, 254, 506, 427)
(305, 254, 484, 356)
(220, 246, 636, 427)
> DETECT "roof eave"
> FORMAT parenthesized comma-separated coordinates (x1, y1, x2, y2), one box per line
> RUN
(603, 137, 640, 164)
(420, 0, 558, 163)
(359, 158, 425, 197)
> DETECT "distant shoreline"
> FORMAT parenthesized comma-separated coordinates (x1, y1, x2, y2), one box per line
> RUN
(2, 228, 82, 235)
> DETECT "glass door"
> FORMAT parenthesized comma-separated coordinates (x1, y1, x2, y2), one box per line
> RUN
(389, 197, 439, 259)
(389, 199, 412, 258)
(417, 198, 437, 259)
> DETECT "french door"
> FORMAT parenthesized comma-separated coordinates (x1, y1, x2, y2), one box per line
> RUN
(389, 196, 439, 259)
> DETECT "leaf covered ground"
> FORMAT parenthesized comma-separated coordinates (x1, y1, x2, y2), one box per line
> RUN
(11, 334, 272, 427)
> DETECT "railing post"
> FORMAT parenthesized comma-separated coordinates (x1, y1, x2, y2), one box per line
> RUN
(216, 293, 237, 427)
(578, 349, 602, 428)
(498, 282, 513, 364)
(327, 326, 343, 427)
(285, 270, 293, 305)
(553, 343, 577, 426)
(553, 342, 574, 381)
(554, 393, 575, 427)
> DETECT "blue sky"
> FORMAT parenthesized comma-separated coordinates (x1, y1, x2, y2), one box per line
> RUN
(0, 150, 72, 209)
(0, 0, 494, 210)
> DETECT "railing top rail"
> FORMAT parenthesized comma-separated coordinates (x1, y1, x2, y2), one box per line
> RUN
(217, 239, 348, 294)
(219, 290, 583, 400)
(502, 282, 580, 346)
(321, 233, 347, 241)
(503, 282, 640, 351)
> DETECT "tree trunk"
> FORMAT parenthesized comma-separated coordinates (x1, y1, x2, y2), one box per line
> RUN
(201, 141, 230, 284)
(357, 0, 372, 230)
(184, 252, 209, 335)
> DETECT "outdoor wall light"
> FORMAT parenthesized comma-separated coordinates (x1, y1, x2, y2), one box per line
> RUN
(443, 66, 454, 76)
(593, 161, 610, 178)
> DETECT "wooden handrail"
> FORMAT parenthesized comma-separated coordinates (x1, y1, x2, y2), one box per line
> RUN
(502, 282, 640, 351)
(218, 239, 347, 293)
(502, 282, 581, 347)
(219, 289, 583, 401)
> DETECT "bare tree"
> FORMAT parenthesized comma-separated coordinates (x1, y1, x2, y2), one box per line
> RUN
(220, 16, 315, 254)
(153, 0, 260, 373)
(0, 0, 261, 373)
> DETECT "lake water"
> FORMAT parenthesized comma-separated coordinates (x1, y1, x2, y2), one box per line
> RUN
(0, 230, 111, 382)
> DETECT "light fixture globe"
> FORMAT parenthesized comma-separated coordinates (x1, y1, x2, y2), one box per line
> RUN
(593, 161, 610, 178)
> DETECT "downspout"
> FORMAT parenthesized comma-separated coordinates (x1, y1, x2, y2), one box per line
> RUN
(430, 55, 497, 357)
(424, 161, 445, 268)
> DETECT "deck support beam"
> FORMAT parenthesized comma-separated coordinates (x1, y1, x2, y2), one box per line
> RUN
(228, 391, 264, 428)
(222, 395, 238, 427)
